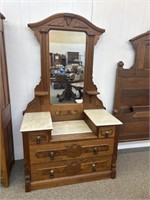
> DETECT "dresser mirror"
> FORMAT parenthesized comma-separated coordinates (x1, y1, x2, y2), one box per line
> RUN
(25, 13, 106, 118)
(49, 30, 86, 104)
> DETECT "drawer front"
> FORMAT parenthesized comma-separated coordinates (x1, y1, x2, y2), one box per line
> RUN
(99, 126, 115, 138)
(30, 139, 114, 164)
(29, 131, 51, 145)
(31, 156, 112, 181)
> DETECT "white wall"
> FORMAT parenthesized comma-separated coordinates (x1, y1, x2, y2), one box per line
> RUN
(0, 0, 149, 160)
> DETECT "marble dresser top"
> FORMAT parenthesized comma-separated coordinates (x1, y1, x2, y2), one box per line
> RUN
(52, 120, 92, 135)
(20, 112, 53, 132)
(84, 109, 122, 126)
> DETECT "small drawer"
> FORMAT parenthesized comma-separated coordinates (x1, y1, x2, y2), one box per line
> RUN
(29, 138, 114, 164)
(31, 156, 112, 181)
(99, 126, 115, 138)
(29, 131, 51, 145)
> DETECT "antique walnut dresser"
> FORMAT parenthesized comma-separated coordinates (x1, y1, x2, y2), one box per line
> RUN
(20, 13, 122, 192)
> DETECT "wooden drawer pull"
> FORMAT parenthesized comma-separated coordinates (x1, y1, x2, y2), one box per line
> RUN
(105, 131, 109, 138)
(101, 129, 113, 138)
(92, 164, 96, 172)
(93, 147, 98, 155)
(49, 170, 54, 178)
(49, 152, 55, 160)
(36, 136, 41, 144)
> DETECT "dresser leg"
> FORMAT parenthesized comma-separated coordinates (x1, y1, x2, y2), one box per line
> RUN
(24, 164, 31, 192)
(111, 155, 116, 179)
(23, 133, 31, 192)
(25, 180, 31, 192)
(1, 174, 9, 187)
(111, 169, 116, 179)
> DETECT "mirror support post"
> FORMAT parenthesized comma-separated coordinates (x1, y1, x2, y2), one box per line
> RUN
(39, 31, 50, 93)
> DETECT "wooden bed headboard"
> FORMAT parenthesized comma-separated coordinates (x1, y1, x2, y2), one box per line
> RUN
(113, 31, 149, 142)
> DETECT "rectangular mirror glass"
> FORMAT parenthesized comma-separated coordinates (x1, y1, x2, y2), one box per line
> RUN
(49, 30, 86, 104)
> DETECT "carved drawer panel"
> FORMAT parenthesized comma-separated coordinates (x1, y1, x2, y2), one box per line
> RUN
(99, 126, 115, 138)
(31, 156, 112, 181)
(29, 139, 114, 164)
(29, 131, 51, 145)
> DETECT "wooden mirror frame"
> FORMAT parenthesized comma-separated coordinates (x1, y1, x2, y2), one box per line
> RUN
(24, 13, 105, 121)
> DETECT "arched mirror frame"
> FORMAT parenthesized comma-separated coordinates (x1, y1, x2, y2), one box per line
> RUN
(24, 13, 105, 121)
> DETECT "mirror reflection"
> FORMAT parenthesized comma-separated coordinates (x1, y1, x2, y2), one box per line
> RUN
(49, 30, 86, 104)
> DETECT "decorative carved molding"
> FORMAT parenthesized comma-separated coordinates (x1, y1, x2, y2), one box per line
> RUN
(28, 13, 105, 34)
(73, 19, 88, 29)
(98, 161, 107, 168)
(64, 16, 73, 26)
(66, 161, 81, 176)
(98, 145, 109, 151)
(117, 61, 124, 68)
(55, 110, 78, 116)
(48, 19, 64, 27)
(67, 144, 82, 158)
(24, 97, 41, 114)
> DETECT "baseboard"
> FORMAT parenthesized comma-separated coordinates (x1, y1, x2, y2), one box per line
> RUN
(118, 140, 150, 150)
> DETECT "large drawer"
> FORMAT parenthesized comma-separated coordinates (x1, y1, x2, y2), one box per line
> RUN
(29, 139, 114, 164)
(31, 155, 112, 181)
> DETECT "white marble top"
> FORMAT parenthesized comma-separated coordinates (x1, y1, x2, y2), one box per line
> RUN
(20, 112, 53, 132)
(84, 109, 122, 126)
(52, 120, 92, 135)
